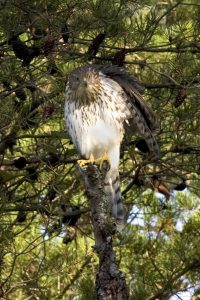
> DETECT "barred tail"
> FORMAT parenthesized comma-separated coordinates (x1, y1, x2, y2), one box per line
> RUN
(104, 168, 125, 230)
(130, 106, 160, 159)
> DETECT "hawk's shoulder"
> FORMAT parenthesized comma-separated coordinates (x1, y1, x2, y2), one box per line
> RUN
(91, 64, 145, 94)
(91, 64, 160, 134)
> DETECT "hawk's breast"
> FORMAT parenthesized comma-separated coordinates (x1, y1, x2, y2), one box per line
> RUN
(64, 100, 122, 160)
(64, 78, 131, 161)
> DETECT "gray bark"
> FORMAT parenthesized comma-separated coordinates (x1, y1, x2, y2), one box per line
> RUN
(80, 164, 129, 300)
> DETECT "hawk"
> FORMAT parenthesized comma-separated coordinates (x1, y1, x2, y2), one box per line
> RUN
(64, 65, 160, 229)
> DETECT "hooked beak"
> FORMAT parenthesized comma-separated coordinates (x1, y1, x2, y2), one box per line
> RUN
(77, 78, 88, 95)
(82, 78, 88, 87)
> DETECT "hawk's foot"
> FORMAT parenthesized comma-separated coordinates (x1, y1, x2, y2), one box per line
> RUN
(78, 153, 95, 167)
(77, 153, 108, 168)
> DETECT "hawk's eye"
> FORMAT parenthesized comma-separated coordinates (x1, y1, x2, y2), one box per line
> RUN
(74, 76, 80, 82)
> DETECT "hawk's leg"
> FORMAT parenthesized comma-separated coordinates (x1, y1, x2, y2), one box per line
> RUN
(94, 152, 108, 168)
(77, 153, 108, 168)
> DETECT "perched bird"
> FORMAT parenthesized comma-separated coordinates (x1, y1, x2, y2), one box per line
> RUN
(64, 65, 160, 229)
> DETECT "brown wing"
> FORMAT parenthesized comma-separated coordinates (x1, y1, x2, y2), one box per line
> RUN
(91, 64, 160, 134)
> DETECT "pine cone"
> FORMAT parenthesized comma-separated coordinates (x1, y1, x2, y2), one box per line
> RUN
(61, 24, 70, 43)
(15, 87, 26, 101)
(174, 88, 187, 108)
(112, 49, 126, 66)
(43, 37, 56, 56)
(87, 32, 106, 59)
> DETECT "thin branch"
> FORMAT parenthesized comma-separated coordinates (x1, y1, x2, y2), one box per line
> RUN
(147, 260, 200, 300)
(57, 255, 92, 299)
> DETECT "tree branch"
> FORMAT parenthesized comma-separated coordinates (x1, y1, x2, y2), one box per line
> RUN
(147, 260, 200, 300)
(80, 164, 129, 300)
(57, 255, 92, 299)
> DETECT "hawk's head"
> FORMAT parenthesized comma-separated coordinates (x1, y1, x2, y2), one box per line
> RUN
(68, 66, 102, 103)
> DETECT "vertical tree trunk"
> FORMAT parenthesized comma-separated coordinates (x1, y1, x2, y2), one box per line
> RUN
(81, 164, 129, 300)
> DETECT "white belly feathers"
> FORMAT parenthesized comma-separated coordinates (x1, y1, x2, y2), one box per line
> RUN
(65, 101, 122, 160)
(83, 119, 120, 159)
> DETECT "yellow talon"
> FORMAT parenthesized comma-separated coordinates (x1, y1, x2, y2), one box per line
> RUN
(78, 153, 95, 167)
(77, 152, 108, 168)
